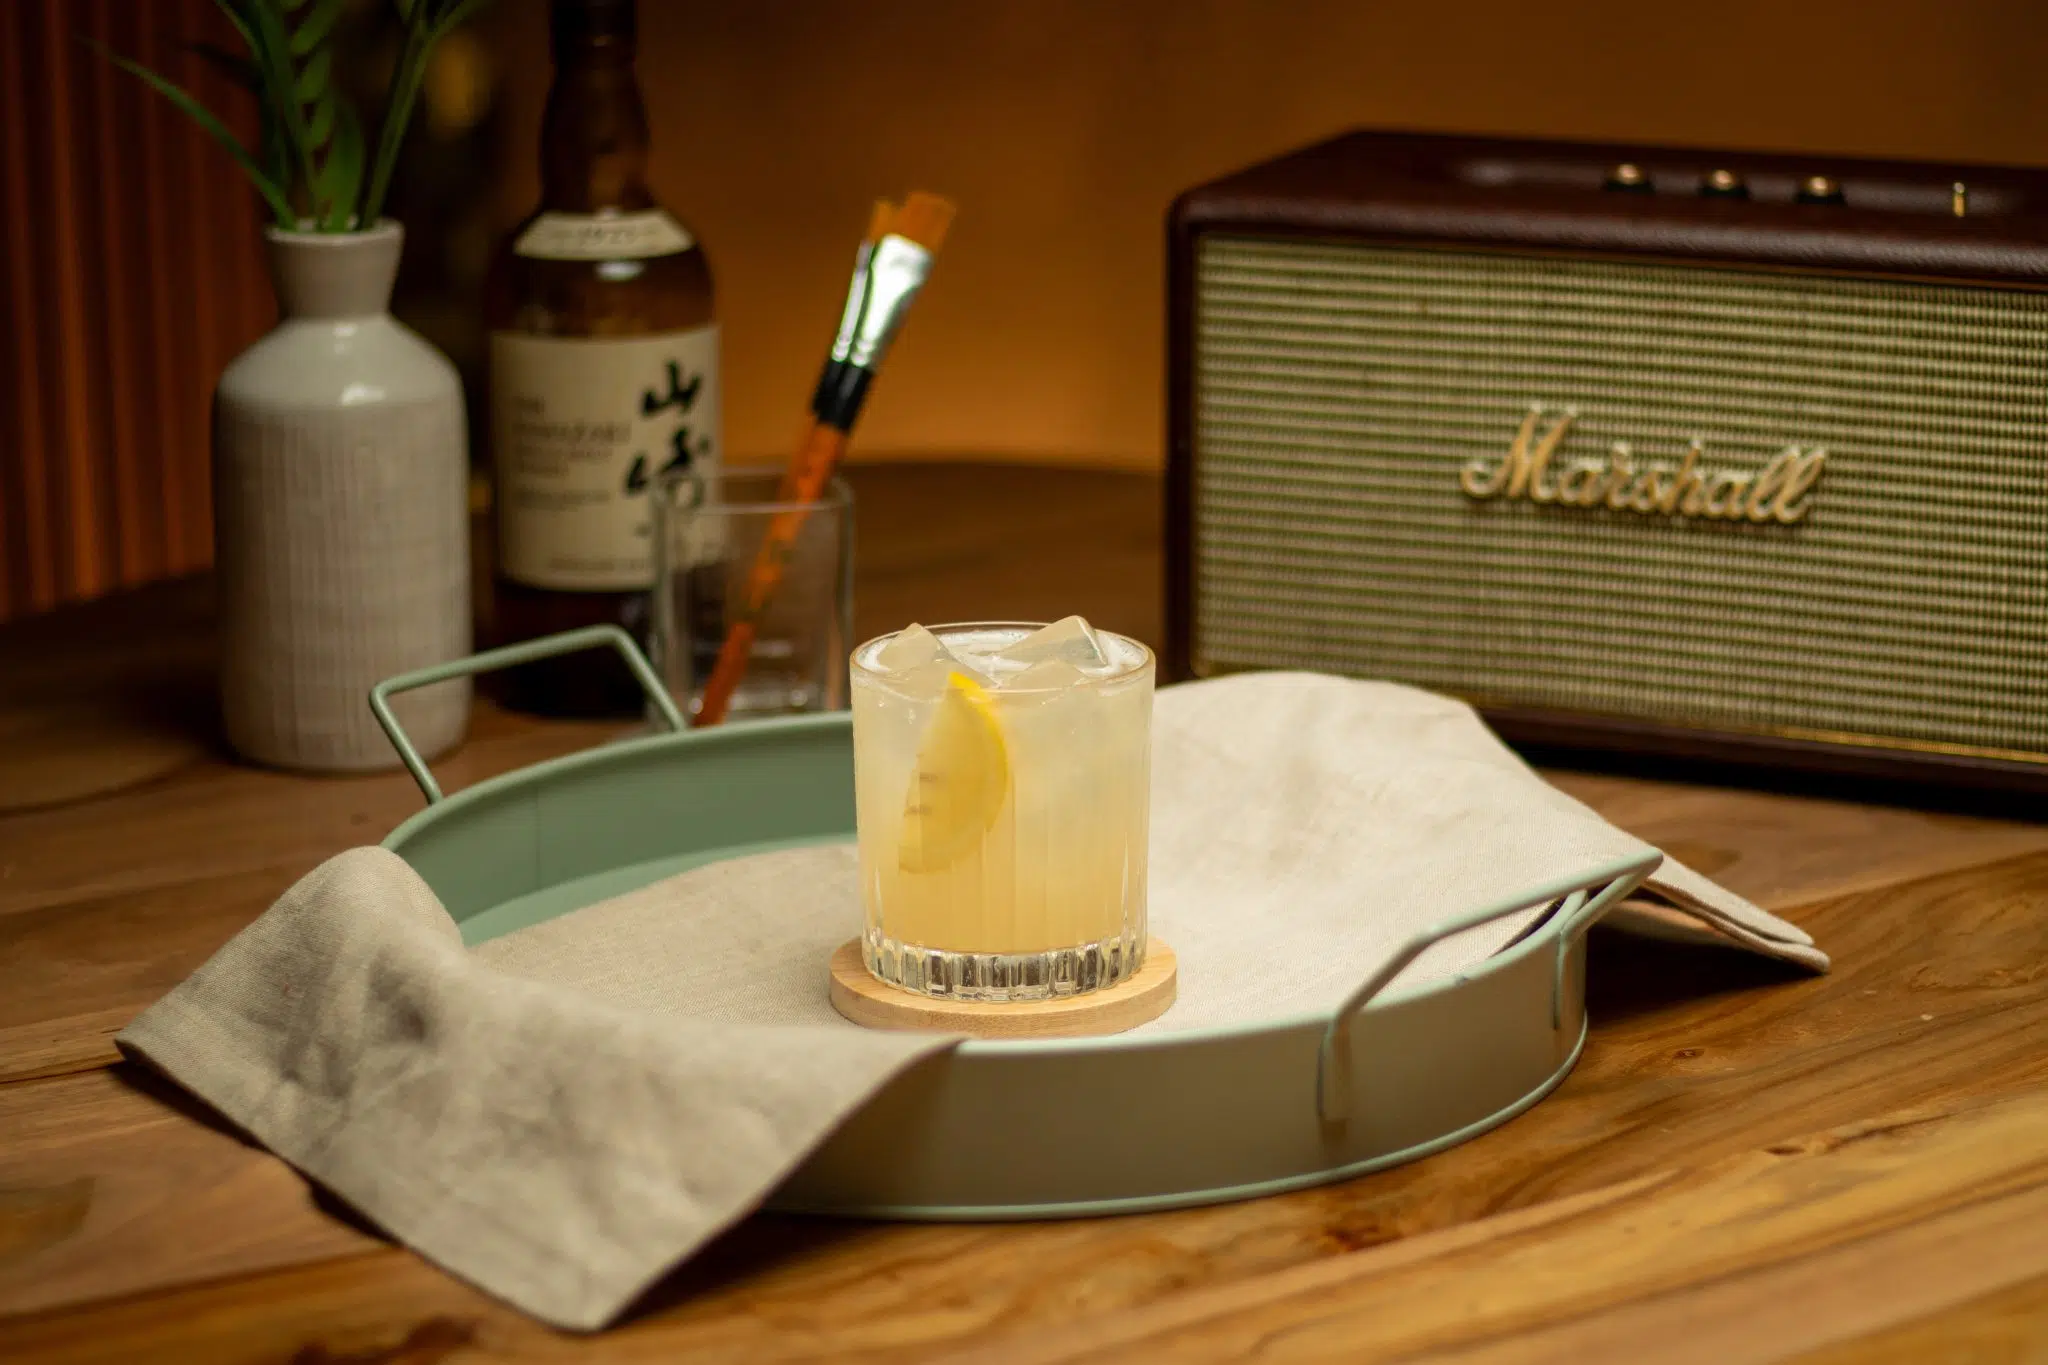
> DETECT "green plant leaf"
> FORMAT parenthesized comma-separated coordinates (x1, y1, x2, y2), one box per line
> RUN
(289, 0, 345, 56)
(209, 1, 299, 207)
(293, 45, 331, 102)
(313, 96, 365, 230)
(303, 86, 336, 144)
(184, 40, 260, 91)
(431, 0, 493, 38)
(360, 24, 423, 224)
(243, 0, 315, 203)
(260, 109, 292, 197)
(360, 0, 494, 223)
(90, 42, 296, 227)
(208, 0, 258, 51)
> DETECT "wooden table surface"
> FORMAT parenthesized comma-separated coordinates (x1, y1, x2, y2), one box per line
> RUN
(3, 462, 2048, 1363)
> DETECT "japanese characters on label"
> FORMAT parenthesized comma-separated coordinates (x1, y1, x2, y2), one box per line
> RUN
(490, 327, 721, 590)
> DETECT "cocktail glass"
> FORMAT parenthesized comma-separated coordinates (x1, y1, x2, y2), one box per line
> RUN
(851, 618, 1154, 1001)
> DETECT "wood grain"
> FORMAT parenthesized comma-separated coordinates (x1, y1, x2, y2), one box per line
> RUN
(828, 939, 1178, 1038)
(1423, 1186, 2048, 1364)
(1546, 768, 2048, 909)
(4, 847, 2047, 1360)
(0, 1068, 379, 1320)
(922, 1091, 2048, 1364)
(1, 464, 2044, 1362)
(0, 703, 630, 921)
(1780, 1274, 2048, 1365)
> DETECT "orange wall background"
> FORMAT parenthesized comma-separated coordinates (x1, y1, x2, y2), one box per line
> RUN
(481, 0, 2048, 470)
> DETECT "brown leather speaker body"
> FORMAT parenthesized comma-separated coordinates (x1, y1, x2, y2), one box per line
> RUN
(1167, 131, 2048, 795)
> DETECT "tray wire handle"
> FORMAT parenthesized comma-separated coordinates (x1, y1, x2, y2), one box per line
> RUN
(1316, 850, 1660, 1123)
(369, 625, 685, 805)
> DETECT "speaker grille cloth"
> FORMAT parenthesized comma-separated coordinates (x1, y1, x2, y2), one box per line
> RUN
(1192, 236, 2048, 758)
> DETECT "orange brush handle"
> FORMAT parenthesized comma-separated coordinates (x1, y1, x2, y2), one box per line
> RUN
(695, 422, 847, 725)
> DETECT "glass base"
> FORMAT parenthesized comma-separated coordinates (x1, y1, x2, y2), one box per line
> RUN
(863, 928, 1144, 1003)
(686, 675, 826, 722)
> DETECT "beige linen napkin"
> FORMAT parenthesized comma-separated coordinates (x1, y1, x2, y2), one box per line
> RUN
(118, 672, 1825, 1331)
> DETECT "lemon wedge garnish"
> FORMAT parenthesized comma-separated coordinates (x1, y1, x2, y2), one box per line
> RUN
(899, 671, 1009, 874)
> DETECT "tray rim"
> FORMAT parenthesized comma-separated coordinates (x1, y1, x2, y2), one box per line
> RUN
(770, 1020, 1587, 1221)
(374, 637, 1658, 1216)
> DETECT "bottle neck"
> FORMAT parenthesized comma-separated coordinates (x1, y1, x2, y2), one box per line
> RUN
(539, 42, 653, 211)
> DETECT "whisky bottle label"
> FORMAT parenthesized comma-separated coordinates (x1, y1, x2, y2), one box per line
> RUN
(512, 210, 695, 261)
(490, 326, 721, 591)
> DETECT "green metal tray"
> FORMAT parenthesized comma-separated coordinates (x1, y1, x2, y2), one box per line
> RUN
(372, 626, 1656, 1220)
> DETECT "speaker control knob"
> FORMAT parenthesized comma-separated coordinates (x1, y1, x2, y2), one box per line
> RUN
(1700, 168, 1750, 199)
(1796, 175, 1846, 205)
(1604, 162, 1653, 193)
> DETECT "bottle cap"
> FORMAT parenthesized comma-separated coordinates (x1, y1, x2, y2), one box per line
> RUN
(551, 0, 636, 54)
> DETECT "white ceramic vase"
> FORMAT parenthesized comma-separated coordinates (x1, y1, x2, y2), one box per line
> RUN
(214, 221, 471, 772)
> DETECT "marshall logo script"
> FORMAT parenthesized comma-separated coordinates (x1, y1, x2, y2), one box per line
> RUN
(1459, 406, 1826, 524)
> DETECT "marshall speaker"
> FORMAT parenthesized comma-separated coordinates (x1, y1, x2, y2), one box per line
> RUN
(1167, 130, 2048, 795)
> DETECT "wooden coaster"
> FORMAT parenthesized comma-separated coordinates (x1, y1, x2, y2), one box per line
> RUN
(829, 939, 1177, 1039)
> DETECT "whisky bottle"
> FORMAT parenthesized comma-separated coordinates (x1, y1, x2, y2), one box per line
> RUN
(484, 0, 718, 716)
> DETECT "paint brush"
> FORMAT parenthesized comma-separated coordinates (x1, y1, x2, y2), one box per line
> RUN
(695, 193, 956, 726)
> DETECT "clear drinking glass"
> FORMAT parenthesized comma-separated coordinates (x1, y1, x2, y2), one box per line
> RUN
(649, 468, 854, 722)
(852, 619, 1155, 1001)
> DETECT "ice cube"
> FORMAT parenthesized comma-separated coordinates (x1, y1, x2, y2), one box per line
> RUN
(869, 623, 991, 696)
(899, 658, 996, 700)
(873, 623, 950, 674)
(1004, 657, 1090, 692)
(992, 615, 1109, 673)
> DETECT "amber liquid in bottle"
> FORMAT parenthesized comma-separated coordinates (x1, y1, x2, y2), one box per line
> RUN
(484, 0, 717, 716)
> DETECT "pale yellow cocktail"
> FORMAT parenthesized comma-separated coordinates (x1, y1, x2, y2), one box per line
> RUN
(851, 618, 1153, 1000)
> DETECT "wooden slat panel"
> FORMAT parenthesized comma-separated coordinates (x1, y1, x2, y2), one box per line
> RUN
(1, 5, 55, 615)
(134, 2, 196, 577)
(87, 0, 146, 585)
(0, 0, 270, 624)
